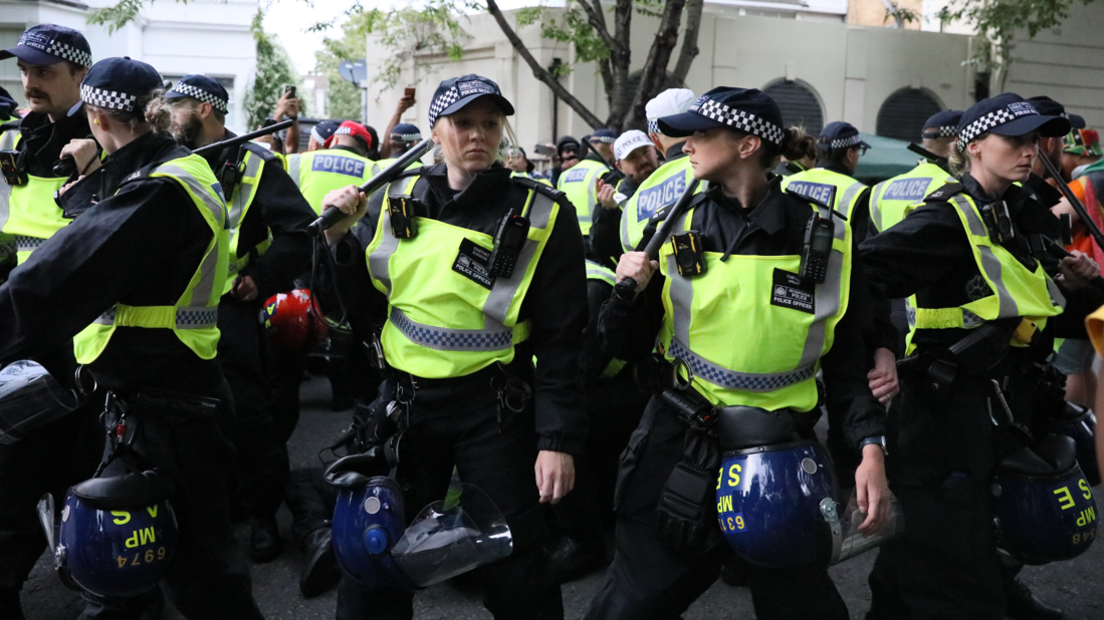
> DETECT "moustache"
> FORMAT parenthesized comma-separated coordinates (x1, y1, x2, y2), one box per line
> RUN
(25, 89, 49, 101)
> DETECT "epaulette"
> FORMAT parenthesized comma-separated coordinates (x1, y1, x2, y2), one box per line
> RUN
(924, 182, 964, 203)
(512, 174, 565, 200)
(240, 141, 279, 162)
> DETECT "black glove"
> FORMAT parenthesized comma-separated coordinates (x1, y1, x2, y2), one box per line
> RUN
(654, 426, 720, 551)
(0, 86, 16, 121)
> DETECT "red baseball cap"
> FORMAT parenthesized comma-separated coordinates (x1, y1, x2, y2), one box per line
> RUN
(325, 121, 373, 150)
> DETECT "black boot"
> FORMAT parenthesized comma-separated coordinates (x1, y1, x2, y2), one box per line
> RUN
(299, 528, 340, 598)
(719, 559, 752, 588)
(548, 534, 607, 583)
(1006, 578, 1064, 620)
(0, 588, 25, 620)
(250, 515, 284, 563)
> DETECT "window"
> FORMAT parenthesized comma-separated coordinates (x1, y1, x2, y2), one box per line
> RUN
(876, 88, 943, 142)
(763, 80, 824, 135)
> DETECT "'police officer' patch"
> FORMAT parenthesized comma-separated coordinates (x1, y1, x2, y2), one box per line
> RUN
(771, 269, 814, 314)
(453, 238, 495, 289)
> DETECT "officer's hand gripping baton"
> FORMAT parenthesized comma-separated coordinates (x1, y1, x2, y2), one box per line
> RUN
(1037, 152, 1104, 252)
(308, 138, 434, 236)
(613, 178, 701, 298)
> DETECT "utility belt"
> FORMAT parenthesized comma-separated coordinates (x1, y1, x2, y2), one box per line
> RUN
(896, 321, 1025, 401)
(104, 387, 220, 425)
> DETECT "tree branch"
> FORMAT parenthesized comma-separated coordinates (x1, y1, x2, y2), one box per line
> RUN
(575, 0, 620, 55)
(485, 0, 604, 129)
(622, 0, 686, 129)
(672, 0, 703, 84)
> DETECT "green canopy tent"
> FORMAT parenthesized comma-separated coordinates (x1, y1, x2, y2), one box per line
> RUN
(853, 132, 924, 185)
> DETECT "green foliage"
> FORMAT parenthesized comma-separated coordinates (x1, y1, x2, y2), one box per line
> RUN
(309, 0, 479, 96)
(518, 3, 609, 69)
(939, 0, 1093, 73)
(87, 0, 161, 33)
(314, 13, 369, 122)
(884, 4, 920, 26)
(243, 9, 305, 130)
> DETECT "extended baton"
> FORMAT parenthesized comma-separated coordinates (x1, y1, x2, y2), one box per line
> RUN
(1036, 152, 1104, 252)
(613, 178, 701, 298)
(193, 118, 296, 157)
(308, 137, 434, 236)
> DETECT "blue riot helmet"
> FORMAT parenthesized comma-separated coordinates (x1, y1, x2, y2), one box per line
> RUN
(717, 439, 838, 567)
(1048, 403, 1099, 487)
(326, 453, 513, 590)
(44, 468, 178, 597)
(993, 434, 1098, 565)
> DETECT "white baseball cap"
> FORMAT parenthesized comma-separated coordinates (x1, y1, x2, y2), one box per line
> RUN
(614, 130, 654, 161)
(645, 88, 696, 134)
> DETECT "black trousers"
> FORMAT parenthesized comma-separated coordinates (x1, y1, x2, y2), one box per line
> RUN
(867, 382, 1005, 620)
(0, 403, 101, 592)
(285, 466, 337, 549)
(80, 380, 264, 620)
(552, 370, 648, 535)
(584, 398, 849, 620)
(219, 298, 289, 519)
(336, 383, 562, 620)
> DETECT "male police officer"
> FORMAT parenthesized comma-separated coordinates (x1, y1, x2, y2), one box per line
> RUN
(376, 123, 422, 168)
(165, 74, 316, 563)
(558, 130, 612, 237)
(287, 120, 379, 213)
(305, 120, 339, 153)
(619, 88, 699, 253)
(783, 121, 872, 239)
(590, 130, 659, 267)
(0, 25, 102, 619)
(868, 110, 961, 235)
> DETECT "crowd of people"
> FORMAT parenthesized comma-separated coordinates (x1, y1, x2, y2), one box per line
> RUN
(0, 20, 1103, 620)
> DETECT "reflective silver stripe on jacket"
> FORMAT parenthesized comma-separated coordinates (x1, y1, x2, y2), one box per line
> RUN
(228, 154, 264, 230)
(620, 196, 634, 251)
(950, 194, 1020, 319)
(152, 162, 227, 308)
(287, 154, 302, 188)
(389, 307, 513, 351)
(92, 306, 218, 330)
(838, 181, 865, 218)
(870, 180, 888, 231)
(666, 203, 846, 392)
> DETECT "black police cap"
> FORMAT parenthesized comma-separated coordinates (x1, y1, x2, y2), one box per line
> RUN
(957, 93, 1072, 151)
(80, 57, 162, 112)
(921, 110, 964, 139)
(658, 87, 785, 145)
(165, 74, 229, 113)
(0, 24, 92, 68)
(427, 74, 514, 128)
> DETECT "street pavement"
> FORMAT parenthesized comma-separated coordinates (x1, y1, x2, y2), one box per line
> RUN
(20, 375, 1104, 619)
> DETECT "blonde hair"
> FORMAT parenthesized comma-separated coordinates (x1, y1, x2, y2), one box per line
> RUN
(948, 135, 978, 178)
(88, 88, 170, 134)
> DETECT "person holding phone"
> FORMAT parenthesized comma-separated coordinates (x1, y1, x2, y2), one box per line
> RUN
(318, 73, 587, 619)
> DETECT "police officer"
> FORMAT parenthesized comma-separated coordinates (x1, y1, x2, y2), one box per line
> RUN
(376, 122, 423, 169)
(588, 130, 659, 268)
(164, 74, 316, 562)
(305, 120, 339, 153)
(619, 88, 698, 254)
(558, 129, 612, 237)
(287, 120, 379, 213)
(783, 121, 873, 239)
(319, 73, 586, 619)
(0, 56, 264, 619)
(0, 26, 103, 620)
(861, 93, 1103, 620)
(868, 110, 962, 235)
(586, 86, 890, 620)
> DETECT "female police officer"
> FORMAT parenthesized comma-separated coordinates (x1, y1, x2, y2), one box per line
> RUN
(318, 74, 587, 619)
(585, 86, 891, 620)
(860, 94, 1101, 619)
(0, 57, 263, 618)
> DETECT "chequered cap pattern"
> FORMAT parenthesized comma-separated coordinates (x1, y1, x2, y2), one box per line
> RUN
(391, 309, 512, 350)
(310, 126, 326, 144)
(81, 83, 138, 111)
(428, 86, 460, 128)
(170, 83, 227, 113)
(827, 134, 864, 150)
(648, 119, 659, 134)
(923, 125, 958, 139)
(694, 98, 784, 145)
(43, 39, 92, 68)
(668, 340, 815, 392)
(391, 132, 421, 142)
(957, 106, 1029, 151)
(592, 135, 615, 144)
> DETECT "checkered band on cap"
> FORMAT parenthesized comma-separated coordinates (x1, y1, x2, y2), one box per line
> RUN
(924, 125, 958, 138)
(310, 126, 326, 144)
(428, 86, 460, 128)
(694, 98, 784, 145)
(44, 39, 92, 68)
(171, 83, 227, 112)
(335, 126, 352, 136)
(80, 83, 138, 111)
(826, 134, 864, 150)
(592, 135, 615, 144)
(957, 106, 1030, 150)
(391, 132, 421, 142)
(648, 119, 659, 134)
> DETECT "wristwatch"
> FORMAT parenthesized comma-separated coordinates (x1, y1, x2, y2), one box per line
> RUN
(859, 435, 888, 457)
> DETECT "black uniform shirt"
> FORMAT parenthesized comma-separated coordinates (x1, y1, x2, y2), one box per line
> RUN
(589, 173, 640, 265)
(0, 132, 222, 392)
(599, 178, 886, 449)
(14, 106, 93, 177)
(860, 173, 1104, 354)
(203, 135, 314, 299)
(327, 163, 589, 456)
